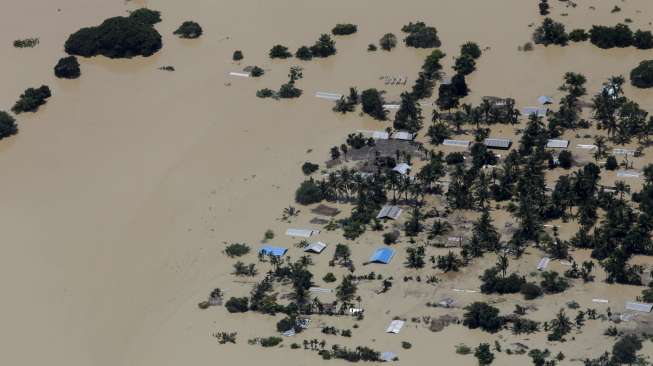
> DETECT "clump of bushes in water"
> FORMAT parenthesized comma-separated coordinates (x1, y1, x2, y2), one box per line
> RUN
(232, 50, 243, 61)
(310, 34, 337, 58)
(128, 8, 161, 25)
(65, 11, 162, 58)
(332, 23, 357, 36)
(225, 243, 250, 257)
(250, 66, 264, 77)
(269, 45, 292, 59)
(379, 33, 397, 51)
(295, 179, 324, 204)
(259, 337, 283, 347)
(360, 88, 387, 120)
(13, 38, 39, 48)
(0, 111, 18, 140)
(12, 85, 51, 114)
(630, 60, 653, 88)
(54, 56, 81, 79)
(174, 21, 203, 39)
(295, 46, 312, 60)
(568, 29, 588, 42)
(225, 296, 249, 313)
(532, 17, 568, 46)
(401, 21, 441, 48)
(302, 162, 319, 175)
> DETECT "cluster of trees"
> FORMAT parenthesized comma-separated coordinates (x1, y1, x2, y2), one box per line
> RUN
(12, 85, 51, 114)
(271, 34, 337, 61)
(588, 24, 653, 50)
(13, 38, 39, 48)
(436, 42, 482, 111)
(257, 66, 303, 99)
(0, 111, 18, 140)
(54, 56, 81, 79)
(331, 23, 357, 36)
(630, 60, 653, 88)
(401, 21, 441, 48)
(533, 18, 568, 46)
(173, 21, 203, 39)
(583, 335, 645, 365)
(64, 9, 162, 58)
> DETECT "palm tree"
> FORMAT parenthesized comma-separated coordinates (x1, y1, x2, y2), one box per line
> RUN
(614, 180, 630, 200)
(496, 253, 509, 278)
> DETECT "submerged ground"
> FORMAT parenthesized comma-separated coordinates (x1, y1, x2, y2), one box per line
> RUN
(2, 0, 653, 365)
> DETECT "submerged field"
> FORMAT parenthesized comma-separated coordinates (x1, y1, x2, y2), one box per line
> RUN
(2, 0, 653, 365)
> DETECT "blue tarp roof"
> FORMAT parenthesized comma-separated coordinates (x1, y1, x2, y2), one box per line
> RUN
(259, 245, 288, 257)
(369, 247, 395, 264)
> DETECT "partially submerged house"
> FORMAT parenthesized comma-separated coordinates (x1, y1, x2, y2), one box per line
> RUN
(315, 91, 342, 100)
(612, 148, 636, 156)
(443, 139, 471, 148)
(370, 247, 395, 264)
(625, 302, 653, 313)
(311, 204, 340, 217)
(304, 241, 327, 254)
(484, 138, 512, 149)
(285, 228, 320, 238)
(538, 95, 553, 105)
(537, 257, 551, 271)
(523, 107, 548, 118)
(385, 319, 405, 334)
(380, 352, 397, 362)
(392, 163, 411, 175)
(391, 131, 416, 141)
(376, 205, 403, 220)
(617, 170, 641, 178)
(259, 245, 288, 257)
(546, 139, 569, 149)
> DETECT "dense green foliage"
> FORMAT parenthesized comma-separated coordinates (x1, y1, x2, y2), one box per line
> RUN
(174, 21, 203, 39)
(0, 111, 18, 140)
(463, 302, 503, 333)
(270, 45, 292, 59)
(379, 33, 397, 51)
(310, 34, 337, 57)
(533, 18, 568, 46)
(331, 23, 357, 36)
(630, 60, 653, 88)
(360, 89, 387, 120)
(12, 85, 51, 114)
(54, 56, 81, 79)
(128, 8, 161, 25)
(65, 15, 162, 58)
(401, 21, 441, 48)
(295, 180, 324, 204)
(232, 50, 243, 61)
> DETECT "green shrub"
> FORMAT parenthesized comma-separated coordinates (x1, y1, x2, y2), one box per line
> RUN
(533, 18, 568, 46)
(520, 282, 543, 300)
(401, 22, 441, 48)
(270, 45, 292, 59)
(0, 111, 18, 140)
(256, 88, 275, 98)
(460, 41, 482, 59)
(631, 60, 653, 88)
(310, 34, 337, 57)
(456, 344, 472, 355)
(379, 33, 397, 51)
(276, 316, 296, 332)
(295, 46, 313, 60)
(605, 155, 618, 170)
(54, 56, 81, 79)
(232, 50, 243, 61)
(225, 297, 249, 313)
(463, 302, 503, 333)
(332, 24, 358, 36)
(367, 43, 377, 51)
(323, 272, 337, 283)
(250, 66, 264, 77)
(225, 243, 250, 257)
(260, 336, 283, 347)
(12, 85, 51, 114)
(13, 38, 39, 48)
(128, 8, 161, 25)
(401, 341, 412, 349)
(65, 16, 162, 58)
(557, 150, 573, 169)
(301, 162, 319, 175)
(445, 152, 465, 165)
(634, 30, 653, 49)
(174, 21, 203, 39)
(569, 29, 588, 42)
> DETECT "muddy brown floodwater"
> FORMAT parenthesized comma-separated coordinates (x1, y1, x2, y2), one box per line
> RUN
(1, 0, 653, 365)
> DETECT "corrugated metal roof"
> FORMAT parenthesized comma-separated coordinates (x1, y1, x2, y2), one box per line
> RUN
(380, 352, 397, 362)
(376, 205, 403, 220)
(370, 247, 395, 264)
(625, 302, 653, 312)
(315, 91, 342, 100)
(538, 96, 553, 105)
(484, 138, 512, 148)
(304, 241, 327, 253)
(617, 170, 641, 178)
(443, 139, 471, 147)
(537, 257, 550, 270)
(547, 139, 569, 148)
(285, 228, 320, 237)
(385, 320, 405, 333)
(392, 163, 411, 175)
(523, 107, 548, 117)
(612, 148, 636, 156)
(392, 131, 415, 140)
(259, 245, 288, 257)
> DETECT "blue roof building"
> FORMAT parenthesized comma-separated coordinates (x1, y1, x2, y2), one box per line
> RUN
(369, 247, 395, 264)
(259, 245, 288, 257)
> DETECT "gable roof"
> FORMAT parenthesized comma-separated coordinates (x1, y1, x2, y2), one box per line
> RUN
(392, 163, 411, 175)
(625, 302, 653, 312)
(443, 139, 471, 148)
(392, 131, 416, 141)
(385, 320, 405, 333)
(370, 247, 395, 264)
(617, 170, 641, 178)
(376, 205, 403, 220)
(546, 139, 569, 148)
(259, 245, 288, 257)
(304, 241, 327, 253)
(484, 138, 512, 149)
(523, 107, 548, 117)
(537, 257, 551, 271)
(285, 228, 320, 238)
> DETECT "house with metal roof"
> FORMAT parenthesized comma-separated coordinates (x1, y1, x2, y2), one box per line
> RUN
(385, 319, 405, 333)
(259, 245, 288, 257)
(285, 228, 320, 238)
(484, 138, 512, 149)
(370, 247, 395, 264)
(443, 139, 471, 148)
(392, 163, 411, 175)
(617, 170, 641, 178)
(537, 257, 551, 271)
(391, 131, 416, 141)
(546, 139, 569, 149)
(376, 205, 403, 220)
(538, 96, 553, 105)
(304, 241, 327, 254)
(523, 107, 548, 118)
(625, 302, 653, 313)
